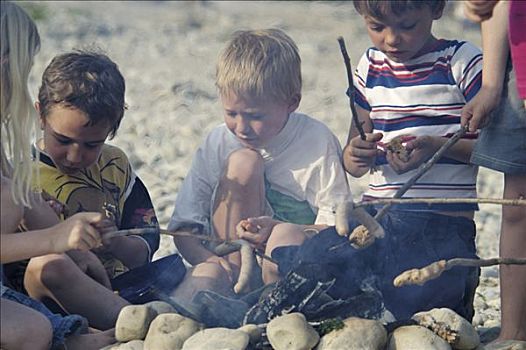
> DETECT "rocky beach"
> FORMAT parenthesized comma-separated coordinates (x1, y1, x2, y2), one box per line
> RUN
(23, 0, 508, 347)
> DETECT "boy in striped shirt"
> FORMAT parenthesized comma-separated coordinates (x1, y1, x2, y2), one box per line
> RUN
(343, 0, 483, 320)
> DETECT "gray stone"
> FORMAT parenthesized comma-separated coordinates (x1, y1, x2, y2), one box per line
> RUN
(144, 313, 202, 350)
(144, 301, 177, 316)
(116, 305, 157, 342)
(317, 317, 387, 350)
(388, 326, 452, 350)
(412, 308, 480, 349)
(182, 328, 249, 350)
(267, 313, 320, 350)
(238, 324, 264, 345)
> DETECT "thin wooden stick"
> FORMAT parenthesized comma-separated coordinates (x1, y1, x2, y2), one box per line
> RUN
(338, 36, 366, 142)
(394, 257, 526, 287)
(354, 197, 526, 208)
(104, 227, 277, 263)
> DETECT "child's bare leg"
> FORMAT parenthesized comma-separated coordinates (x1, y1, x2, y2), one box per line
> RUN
(263, 223, 307, 284)
(0, 298, 53, 350)
(170, 261, 233, 315)
(65, 328, 115, 350)
(24, 254, 129, 330)
(212, 148, 266, 273)
(498, 173, 526, 341)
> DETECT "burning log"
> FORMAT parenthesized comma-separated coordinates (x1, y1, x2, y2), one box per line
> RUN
(394, 257, 526, 287)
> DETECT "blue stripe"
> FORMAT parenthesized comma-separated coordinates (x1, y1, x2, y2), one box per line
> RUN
(373, 115, 460, 132)
(369, 201, 478, 211)
(366, 67, 455, 89)
(464, 72, 482, 102)
(354, 91, 371, 111)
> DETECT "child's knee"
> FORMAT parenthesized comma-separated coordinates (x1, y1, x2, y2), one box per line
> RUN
(23, 311, 53, 350)
(192, 261, 230, 282)
(34, 314, 54, 349)
(225, 148, 264, 184)
(27, 254, 78, 289)
(266, 223, 306, 251)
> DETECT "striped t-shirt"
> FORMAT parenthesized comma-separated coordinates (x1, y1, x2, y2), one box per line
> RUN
(354, 40, 482, 211)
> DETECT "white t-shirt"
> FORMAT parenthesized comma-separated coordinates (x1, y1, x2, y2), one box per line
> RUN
(168, 112, 351, 235)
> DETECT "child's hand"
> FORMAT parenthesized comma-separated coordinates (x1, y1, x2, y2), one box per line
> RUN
(53, 212, 106, 252)
(343, 133, 383, 176)
(387, 136, 440, 174)
(67, 249, 112, 289)
(461, 86, 502, 132)
(236, 216, 279, 249)
(464, 0, 500, 22)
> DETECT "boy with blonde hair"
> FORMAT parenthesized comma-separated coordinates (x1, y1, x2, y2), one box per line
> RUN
(169, 28, 350, 311)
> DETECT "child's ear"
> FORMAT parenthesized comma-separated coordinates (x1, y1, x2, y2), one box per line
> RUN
(287, 94, 301, 114)
(432, 3, 446, 20)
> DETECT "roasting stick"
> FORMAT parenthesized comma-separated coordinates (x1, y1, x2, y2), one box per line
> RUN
(353, 197, 526, 208)
(338, 36, 366, 143)
(394, 257, 526, 287)
(103, 227, 277, 264)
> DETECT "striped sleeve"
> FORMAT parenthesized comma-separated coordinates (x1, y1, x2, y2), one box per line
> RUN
(450, 42, 483, 102)
(353, 50, 372, 111)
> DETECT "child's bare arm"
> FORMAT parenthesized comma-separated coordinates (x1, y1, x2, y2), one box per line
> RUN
(100, 236, 150, 269)
(1, 212, 105, 264)
(342, 105, 381, 177)
(461, 0, 509, 132)
(1, 177, 105, 263)
(236, 216, 327, 248)
(21, 193, 61, 230)
(464, 0, 500, 22)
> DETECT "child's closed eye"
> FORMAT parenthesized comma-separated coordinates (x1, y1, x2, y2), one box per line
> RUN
(85, 143, 102, 149)
(400, 22, 417, 30)
(369, 24, 384, 32)
(56, 137, 72, 145)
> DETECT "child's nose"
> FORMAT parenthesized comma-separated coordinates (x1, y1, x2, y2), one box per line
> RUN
(385, 29, 401, 47)
(236, 117, 250, 134)
(66, 144, 82, 163)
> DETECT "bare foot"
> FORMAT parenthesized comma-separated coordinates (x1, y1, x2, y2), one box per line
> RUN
(65, 328, 116, 350)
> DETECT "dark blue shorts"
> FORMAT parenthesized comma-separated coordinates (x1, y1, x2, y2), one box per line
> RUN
(1, 287, 87, 349)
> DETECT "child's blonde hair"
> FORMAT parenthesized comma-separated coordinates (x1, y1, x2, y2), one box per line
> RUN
(1, 1, 41, 206)
(216, 28, 301, 104)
